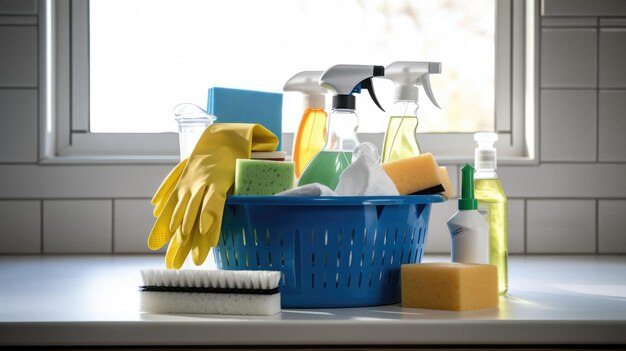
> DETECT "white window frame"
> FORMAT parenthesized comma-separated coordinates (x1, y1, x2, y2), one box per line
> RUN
(40, 0, 538, 165)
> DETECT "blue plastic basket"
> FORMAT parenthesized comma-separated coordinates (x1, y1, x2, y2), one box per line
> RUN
(213, 195, 444, 308)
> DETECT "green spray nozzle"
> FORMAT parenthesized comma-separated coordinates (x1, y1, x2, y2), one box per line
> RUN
(458, 163, 478, 211)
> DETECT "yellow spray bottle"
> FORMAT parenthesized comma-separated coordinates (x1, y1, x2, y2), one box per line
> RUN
(382, 61, 441, 163)
(283, 71, 328, 177)
(473, 132, 508, 295)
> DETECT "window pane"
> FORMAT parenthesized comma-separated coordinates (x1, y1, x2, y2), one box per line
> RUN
(89, 0, 494, 133)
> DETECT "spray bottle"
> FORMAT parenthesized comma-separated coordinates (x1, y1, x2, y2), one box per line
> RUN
(381, 61, 441, 163)
(283, 71, 328, 178)
(473, 132, 508, 295)
(447, 164, 489, 264)
(298, 64, 385, 190)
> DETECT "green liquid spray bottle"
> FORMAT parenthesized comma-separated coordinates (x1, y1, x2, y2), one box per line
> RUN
(298, 64, 385, 190)
(473, 132, 508, 295)
(381, 61, 442, 163)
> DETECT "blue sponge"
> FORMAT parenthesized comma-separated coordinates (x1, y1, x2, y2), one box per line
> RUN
(207, 87, 283, 149)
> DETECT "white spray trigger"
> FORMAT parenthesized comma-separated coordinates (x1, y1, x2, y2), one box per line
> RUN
(284, 71, 327, 109)
(384, 61, 442, 109)
(417, 74, 440, 109)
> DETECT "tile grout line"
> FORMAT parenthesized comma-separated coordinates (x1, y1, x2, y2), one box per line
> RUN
(507, 0, 513, 139)
(0, 86, 38, 89)
(86, 0, 91, 133)
(537, 17, 542, 165)
(36, 8, 40, 165)
(540, 87, 626, 90)
(111, 199, 115, 254)
(455, 165, 460, 198)
(40, 199, 44, 254)
(523, 199, 527, 254)
(68, 0, 73, 146)
(0, 13, 38, 17)
(596, 17, 600, 163)
(595, 199, 599, 254)
(0, 24, 37, 27)
(538, 161, 626, 165)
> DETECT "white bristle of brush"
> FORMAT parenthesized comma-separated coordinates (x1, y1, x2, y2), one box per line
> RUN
(139, 270, 282, 316)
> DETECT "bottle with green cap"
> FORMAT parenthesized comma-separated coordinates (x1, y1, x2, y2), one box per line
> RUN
(447, 164, 489, 264)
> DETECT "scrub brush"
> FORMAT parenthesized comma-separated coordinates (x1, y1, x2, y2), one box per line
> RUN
(140, 269, 282, 315)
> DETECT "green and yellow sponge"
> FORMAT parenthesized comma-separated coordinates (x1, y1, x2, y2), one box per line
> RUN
(234, 159, 295, 196)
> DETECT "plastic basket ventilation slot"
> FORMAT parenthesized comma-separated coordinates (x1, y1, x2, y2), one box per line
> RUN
(214, 197, 437, 308)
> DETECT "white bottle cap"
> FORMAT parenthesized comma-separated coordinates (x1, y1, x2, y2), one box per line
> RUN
(395, 85, 420, 102)
(284, 71, 327, 109)
(474, 132, 498, 170)
(302, 94, 325, 109)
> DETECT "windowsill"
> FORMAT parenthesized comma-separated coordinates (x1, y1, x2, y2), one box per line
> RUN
(39, 155, 180, 165)
(38, 154, 538, 166)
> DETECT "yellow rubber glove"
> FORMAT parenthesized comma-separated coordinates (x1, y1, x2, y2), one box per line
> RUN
(147, 123, 278, 268)
(164, 218, 214, 268)
(151, 158, 187, 218)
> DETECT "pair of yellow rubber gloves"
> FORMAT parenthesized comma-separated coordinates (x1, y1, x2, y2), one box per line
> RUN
(147, 123, 279, 269)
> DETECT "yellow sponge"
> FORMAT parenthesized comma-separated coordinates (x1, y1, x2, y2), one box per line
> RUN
(438, 166, 455, 199)
(401, 263, 498, 311)
(382, 153, 443, 195)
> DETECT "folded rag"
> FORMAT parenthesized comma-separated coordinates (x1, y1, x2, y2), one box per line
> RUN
(276, 183, 336, 196)
(335, 142, 400, 196)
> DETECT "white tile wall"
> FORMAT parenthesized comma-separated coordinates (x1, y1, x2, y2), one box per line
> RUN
(527, 200, 596, 253)
(540, 90, 596, 162)
(0, 89, 38, 162)
(114, 199, 164, 253)
(0, 165, 171, 198)
(0, 200, 40, 253)
(541, 17, 597, 27)
(498, 164, 626, 198)
(600, 18, 626, 27)
(43, 200, 112, 253)
(541, 28, 597, 88)
(599, 28, 626, 88)
(444, 165, 459, 199)
(0, 16, 37, 25)
(598, 200, 626, 254)
(0, 0, 37, 14)
(0, 26, 37, 87)
(424, 199, 456, 254)
(598, 91, 626, 162)
(543, 0, 626, 17)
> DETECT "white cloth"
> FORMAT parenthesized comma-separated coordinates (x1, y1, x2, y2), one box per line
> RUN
(276, 183, 337, 196)
(335, 142, 400, 196)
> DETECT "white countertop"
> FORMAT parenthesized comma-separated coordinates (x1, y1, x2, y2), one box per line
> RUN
(1, 254, 625, 347)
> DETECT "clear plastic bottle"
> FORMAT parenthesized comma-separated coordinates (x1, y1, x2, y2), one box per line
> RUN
(381, 61, 441, 163)
(297, 64, 385, 190)
(473, 132, 508, 294)
(297, 109, 357, 190)
(283, 71, 328, 177)
(382, 101, 420, 162)
(173, 103, 215, 160)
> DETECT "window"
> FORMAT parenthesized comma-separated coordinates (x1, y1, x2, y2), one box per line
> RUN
(44, 0, 535, 162)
